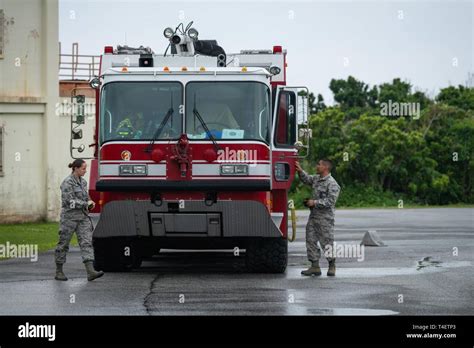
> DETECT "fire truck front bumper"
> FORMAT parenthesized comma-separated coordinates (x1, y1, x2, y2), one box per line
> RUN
(93, 200, 284, 239)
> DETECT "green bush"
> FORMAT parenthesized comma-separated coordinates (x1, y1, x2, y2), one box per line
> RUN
(290, 182, 415, 209)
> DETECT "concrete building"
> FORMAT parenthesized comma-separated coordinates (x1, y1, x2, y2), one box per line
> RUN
(0, 0, 95, 223)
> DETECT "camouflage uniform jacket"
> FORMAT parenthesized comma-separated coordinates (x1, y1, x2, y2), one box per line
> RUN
(60, 174, 90, 218)
(299, 171, 341, 219)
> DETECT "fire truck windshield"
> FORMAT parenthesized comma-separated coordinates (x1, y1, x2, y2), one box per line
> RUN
(185, 82, 270, 143)
(100, 82, 183, 143)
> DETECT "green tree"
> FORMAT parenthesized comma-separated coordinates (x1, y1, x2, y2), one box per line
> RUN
(379, 78, 432, 110)
(314, 93, 327, 114)
(436, 85, 474, 111)
(378, 78, 412, 104)
(290, 77, 474, 207)
(329, 76, 372, 109)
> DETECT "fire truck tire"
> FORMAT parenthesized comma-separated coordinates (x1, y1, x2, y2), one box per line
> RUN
(245, 238, 288, 273)
(93, 239, 142, 272)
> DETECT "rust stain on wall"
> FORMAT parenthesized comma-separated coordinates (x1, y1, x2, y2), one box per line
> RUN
(2, 13, 15, 45)
(28, 29, 39, 39)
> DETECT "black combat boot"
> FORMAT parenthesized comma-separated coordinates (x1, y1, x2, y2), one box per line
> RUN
(55, 263, 68, 281)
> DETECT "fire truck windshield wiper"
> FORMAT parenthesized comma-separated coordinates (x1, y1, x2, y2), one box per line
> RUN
(145, 107, 174, 153)
(192, 107, 221, 152)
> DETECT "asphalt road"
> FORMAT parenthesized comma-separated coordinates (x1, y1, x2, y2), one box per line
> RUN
(0, 208, 472, 315)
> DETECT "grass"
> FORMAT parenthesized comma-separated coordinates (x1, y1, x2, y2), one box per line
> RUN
(0, 222, 78, 260)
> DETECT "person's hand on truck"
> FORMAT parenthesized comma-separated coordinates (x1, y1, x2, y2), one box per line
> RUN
(304, 199, 316, 208)
(295, 161, 303, 173)
(87, 200, 96, 211)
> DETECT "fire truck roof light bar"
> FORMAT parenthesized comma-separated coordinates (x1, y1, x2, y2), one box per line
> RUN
(106, 67, 272, 76)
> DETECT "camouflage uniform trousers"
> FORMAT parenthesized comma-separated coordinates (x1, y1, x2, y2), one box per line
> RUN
(305, 215, 335, 263)
(55, 214, 95, 264)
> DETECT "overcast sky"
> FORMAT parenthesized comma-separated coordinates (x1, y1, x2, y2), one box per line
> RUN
(59, 0, 473, 103)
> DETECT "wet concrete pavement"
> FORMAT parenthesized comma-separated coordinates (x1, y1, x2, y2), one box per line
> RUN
(0, 208, 472, 315)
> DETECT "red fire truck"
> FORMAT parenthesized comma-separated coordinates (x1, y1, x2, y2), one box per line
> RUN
(70, 23, 310, 273)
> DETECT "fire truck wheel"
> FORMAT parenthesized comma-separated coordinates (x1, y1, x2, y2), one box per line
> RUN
(93, 239, 142, 272)
(245, 238, 288, 273)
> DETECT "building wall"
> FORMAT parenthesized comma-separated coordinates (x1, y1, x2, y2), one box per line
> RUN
(0, 113, 45, 221)
(0, 0, 46, 98)
(0, 0, 64, 222)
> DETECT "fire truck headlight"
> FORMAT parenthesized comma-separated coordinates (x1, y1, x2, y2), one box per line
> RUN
(220, 164, 248, 176)
(133, 165, 147, 175)
(119, 165, 148, 176)
(234, 165, 249, 175)
(120, 165, 133, 175)
(269, 65, 281, 76)
(188, 28, 199, 40)
(163, 27, 174, 39)
(220, 165, 235, 175)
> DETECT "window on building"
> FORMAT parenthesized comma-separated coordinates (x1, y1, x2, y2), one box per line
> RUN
(0, 10, 4, 59)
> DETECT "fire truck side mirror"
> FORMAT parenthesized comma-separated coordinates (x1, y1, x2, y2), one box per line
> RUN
(76, 144, 85, 153)
(69, 92, 91, 159)
(73, 95, 86, 125)
(72, 128, 83, 140)
(294, 141, 304, 150)
(298, 128, 312, 139)
(297, 93, 309, 124)
(295, 87, 311, 158)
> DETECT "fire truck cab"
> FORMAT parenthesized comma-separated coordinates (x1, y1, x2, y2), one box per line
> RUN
(71, 24, 310, 273)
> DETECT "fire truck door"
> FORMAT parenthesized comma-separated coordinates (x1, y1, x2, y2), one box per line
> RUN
(272, 86, 299, 189)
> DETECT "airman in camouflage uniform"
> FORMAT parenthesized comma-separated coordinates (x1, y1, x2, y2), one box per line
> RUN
(54, 159, 104, 281)
(296, 159, 341, 276)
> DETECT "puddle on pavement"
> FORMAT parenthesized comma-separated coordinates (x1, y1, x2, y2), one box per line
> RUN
(416, 256, 442, 270)
(287, 261, 471, 279)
